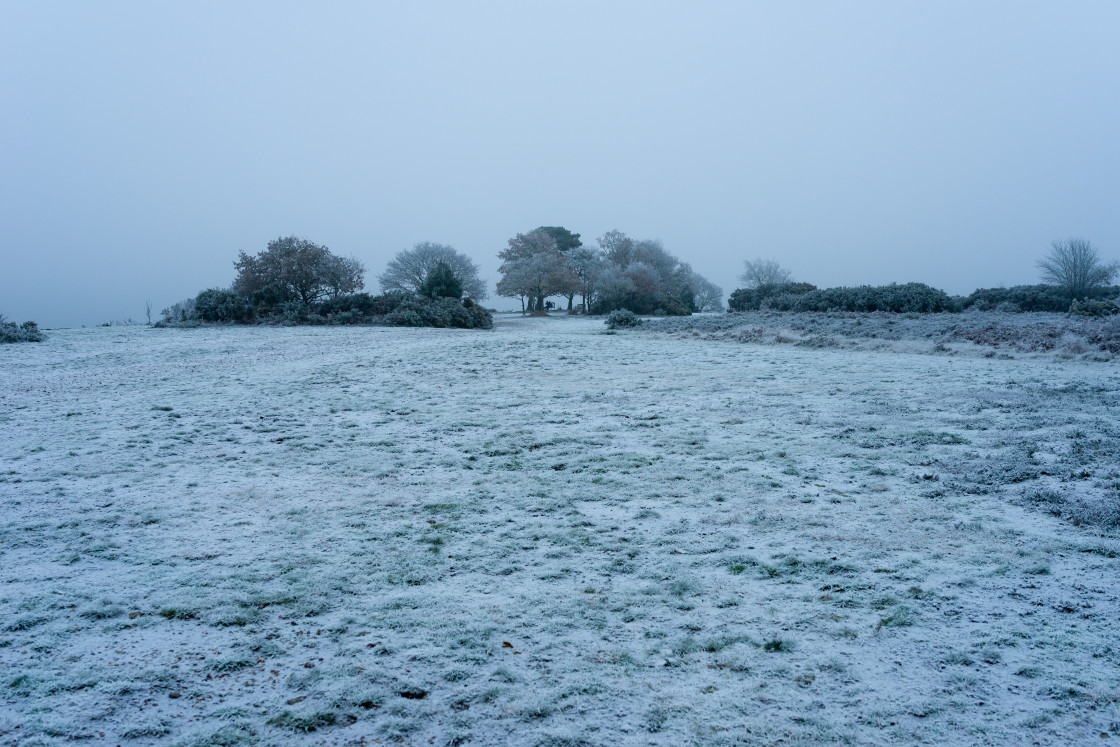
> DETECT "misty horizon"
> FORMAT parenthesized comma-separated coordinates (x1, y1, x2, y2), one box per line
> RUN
(3, 2, 1119, 328)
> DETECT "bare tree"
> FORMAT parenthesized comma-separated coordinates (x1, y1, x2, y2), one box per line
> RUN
(739, 258, 793, 289)
(378, 242, 488, 300)
(692, 274, 724, 312)
(144, 299, 153, 325)
(1038, 238, 1117, 299)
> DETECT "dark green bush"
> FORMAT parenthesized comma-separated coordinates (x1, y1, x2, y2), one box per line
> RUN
(784, 283, 955, 313)
(965, 284, 1120, 313)
(728, 282, 816, 311)
(159, 289, 491, 330)
(317, 293, 383, 317)
(193, 289, 249, 322)
(419, 261, 464, 300)
(965, 284, 1071, 313)
(657, 295, 693, 317)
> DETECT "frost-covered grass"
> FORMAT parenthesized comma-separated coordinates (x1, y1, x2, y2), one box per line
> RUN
(645, 309, 1120, 359)
(1, 317, 1119, 745)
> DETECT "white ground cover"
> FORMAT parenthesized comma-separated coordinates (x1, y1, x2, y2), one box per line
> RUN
(1, 315, 1119, 746)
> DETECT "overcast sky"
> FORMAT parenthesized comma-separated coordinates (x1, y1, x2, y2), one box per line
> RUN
(2, 1, 1118, 327)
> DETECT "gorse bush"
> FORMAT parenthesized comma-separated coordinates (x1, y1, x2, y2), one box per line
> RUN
(759, 283, 956, 313)
(965, 285, 1073, 313)
(193, 289, 248, 322)
(382, 295, 492, 329)
(0, 314, 45, 343)
(728, 282, 816, 312)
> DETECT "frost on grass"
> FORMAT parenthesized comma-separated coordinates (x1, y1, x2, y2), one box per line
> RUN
(0, 317, 1119, 744)
(645, 309, 1120, 359)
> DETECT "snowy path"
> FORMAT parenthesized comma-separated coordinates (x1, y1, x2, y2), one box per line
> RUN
(1, 316, 1119, 745)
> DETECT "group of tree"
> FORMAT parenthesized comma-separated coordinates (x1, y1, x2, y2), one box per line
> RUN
(496, 226, 723, 316)
(160, 236, 491, 329)
(727, 239, 1118, 316)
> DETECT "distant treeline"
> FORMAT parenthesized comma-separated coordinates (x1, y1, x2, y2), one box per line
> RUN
(726, 239, 1119, 317)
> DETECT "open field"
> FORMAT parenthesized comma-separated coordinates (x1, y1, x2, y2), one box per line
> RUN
(2, 315, 1120, 745)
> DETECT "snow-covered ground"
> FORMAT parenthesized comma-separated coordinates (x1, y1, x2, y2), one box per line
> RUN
(2, 315, 1119, 746)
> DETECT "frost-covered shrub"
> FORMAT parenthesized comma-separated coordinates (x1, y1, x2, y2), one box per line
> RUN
(1087, 318, 1120, 353)
(965, 284, 1072, 313)
(280, 301, 309, 324)
(381, 295, 492, 329)
(728, 282, 816, 312)
(0, 315, 45, 343)
(657, 295, 693, 317)
(385, 308, 424, 327)
(157, 298, 197, 325)
(1069, 297, 1119, 317)
(605, 309, 640, 329)
(193, 288, 248, 323)
(460, 297, 493, 329)
(317, 292, 392, 318)
(786, 283, 955, 313)
(764, 293, 805, 312)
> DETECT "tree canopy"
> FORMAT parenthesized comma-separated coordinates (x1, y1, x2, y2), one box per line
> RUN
(379, 242, 488, 300)
(232, 236, 364, 307)
(535, 226, 582, 253)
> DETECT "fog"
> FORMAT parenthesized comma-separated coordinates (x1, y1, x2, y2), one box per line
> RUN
(2, 1, 1118, 328)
